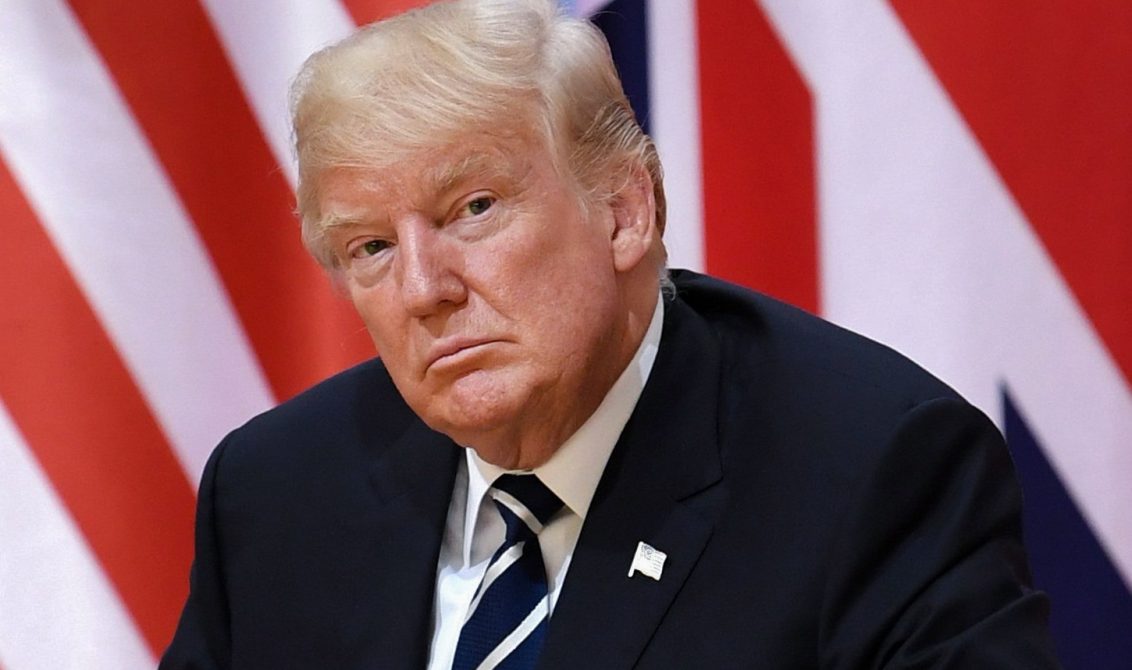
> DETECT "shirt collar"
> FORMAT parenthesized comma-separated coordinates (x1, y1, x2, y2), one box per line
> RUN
(464, 295, 665, 536)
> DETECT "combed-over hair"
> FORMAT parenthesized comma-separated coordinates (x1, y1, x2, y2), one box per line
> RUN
(290, 0, 666, 268)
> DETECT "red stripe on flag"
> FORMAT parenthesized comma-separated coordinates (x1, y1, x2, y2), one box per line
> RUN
(696, 0, 819, 314)
(0, 158, 195, 656)
(339, 0, 430, 26)
(892, 0, 1132, 387)
(65, 0, 373, 401)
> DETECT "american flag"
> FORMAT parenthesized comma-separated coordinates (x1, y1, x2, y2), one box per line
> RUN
(0, 0, 1127, 667)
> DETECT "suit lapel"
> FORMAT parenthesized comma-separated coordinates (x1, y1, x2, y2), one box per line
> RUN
(364, 416, 461, 666)
(539, 296, 727, 670)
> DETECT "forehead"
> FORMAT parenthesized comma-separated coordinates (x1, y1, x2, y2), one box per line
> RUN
(317, 132, 555, 220)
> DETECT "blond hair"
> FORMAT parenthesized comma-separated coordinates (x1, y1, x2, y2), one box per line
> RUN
(290, 0, 666, 268)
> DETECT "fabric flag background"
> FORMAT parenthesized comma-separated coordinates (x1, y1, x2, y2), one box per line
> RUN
(0, 0, 1127, 667)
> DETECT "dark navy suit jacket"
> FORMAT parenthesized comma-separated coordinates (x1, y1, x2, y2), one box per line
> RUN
(162, 270, 1059, 668)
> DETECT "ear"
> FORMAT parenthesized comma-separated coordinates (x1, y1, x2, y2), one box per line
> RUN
(609, 164, 658, 274)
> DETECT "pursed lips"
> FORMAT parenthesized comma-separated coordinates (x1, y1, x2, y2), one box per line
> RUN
(425, 337, 500, 372)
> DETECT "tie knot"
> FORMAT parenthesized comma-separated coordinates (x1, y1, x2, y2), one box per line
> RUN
(491, 474, 563, 532)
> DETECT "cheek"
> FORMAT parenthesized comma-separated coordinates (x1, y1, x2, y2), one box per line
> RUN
(349, 287, 405, 354)
(488, 229, 618, 347)
(494, 226, 611, 299)
(517, 272, 621, 368)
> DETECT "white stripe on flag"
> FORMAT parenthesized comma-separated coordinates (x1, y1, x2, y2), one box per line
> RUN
(646, 0, 705, 272)
(0, 0, 276, 483)
(760, 0, 1132, 589)
(0, 399, 154, 670)
(198, 0, 356, 188)
(575, 0, 616, 17)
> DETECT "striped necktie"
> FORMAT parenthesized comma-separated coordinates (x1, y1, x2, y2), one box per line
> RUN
(452, 474, 563, 670)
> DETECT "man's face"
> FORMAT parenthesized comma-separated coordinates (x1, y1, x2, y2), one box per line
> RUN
(317, 131, 634, 468)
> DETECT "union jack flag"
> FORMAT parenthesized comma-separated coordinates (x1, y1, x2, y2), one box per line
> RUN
(0, 0, 1127, 667)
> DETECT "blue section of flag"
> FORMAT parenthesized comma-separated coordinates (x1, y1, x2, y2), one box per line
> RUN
(1004, 388, 1132, 669)
(590, 0, 651, 134)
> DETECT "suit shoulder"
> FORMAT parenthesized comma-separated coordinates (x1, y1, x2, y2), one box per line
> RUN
(670, 269, 959, 409)
(209, 357, 417, 477)
(233, 358, 402, 435)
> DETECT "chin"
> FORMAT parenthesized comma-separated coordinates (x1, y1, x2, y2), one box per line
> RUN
(415, 369, 532, 445)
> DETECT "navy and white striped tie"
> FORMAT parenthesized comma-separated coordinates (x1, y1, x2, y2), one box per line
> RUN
(453, 474, 563, 670)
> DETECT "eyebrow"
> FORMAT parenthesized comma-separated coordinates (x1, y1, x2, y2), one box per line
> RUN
(424, 149, 513, 195)
(320, 211, 370, 230)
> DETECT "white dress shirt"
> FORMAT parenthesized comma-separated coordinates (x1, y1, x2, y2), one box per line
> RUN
(426, 296, 664, 669)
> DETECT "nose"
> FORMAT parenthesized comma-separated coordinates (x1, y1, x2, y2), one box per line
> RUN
(396, 218, 467, 317)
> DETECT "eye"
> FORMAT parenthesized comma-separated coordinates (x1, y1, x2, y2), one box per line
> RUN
(349, 238, 391, 259)
(463, 196, 495, 217)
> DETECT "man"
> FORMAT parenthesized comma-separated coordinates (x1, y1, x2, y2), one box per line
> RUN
(162, 0, 1059, 667)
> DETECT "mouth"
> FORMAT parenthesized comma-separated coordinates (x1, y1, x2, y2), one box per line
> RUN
(425, 337, 500, 372)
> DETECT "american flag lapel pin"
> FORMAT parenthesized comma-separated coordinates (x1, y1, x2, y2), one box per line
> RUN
(628, 541, 666, 581)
